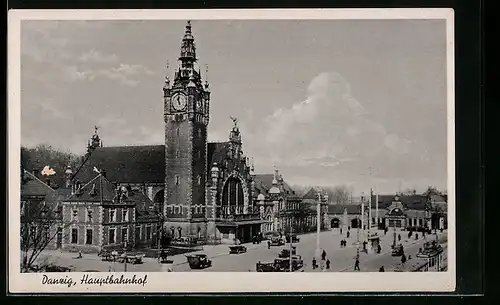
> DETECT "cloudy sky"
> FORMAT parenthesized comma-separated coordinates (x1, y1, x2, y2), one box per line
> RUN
(20, 19, 448, 194)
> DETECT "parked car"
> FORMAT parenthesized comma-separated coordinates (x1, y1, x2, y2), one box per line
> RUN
(391, 244, 404, 256)
(278, 246, 297, 258)
(270, 236, 285, 246)
(256, 261, 276, 272)
(274, 256, 304, 272)
(229, 245, 247, 254)
(186, 254, 212, 269)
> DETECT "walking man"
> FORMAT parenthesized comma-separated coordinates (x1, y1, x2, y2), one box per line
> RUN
(379, 266, 385, 272)
(401, 253, 407, 264)
(321, 250, 327, 261)
(267, 240, 271, 249)
(354, 258, 360, 271)
(326, 259, 331, 270)
(340, 227, 343, 235)
(312, 257, 317, 270)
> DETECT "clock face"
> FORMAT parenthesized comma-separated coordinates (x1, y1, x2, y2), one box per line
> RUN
(196, 100, 202, 110)
(172, 94, 187, 111)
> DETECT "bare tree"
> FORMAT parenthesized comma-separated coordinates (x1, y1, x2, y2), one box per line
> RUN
(329, 185, 351, 205)
(20, 199, 66, 272)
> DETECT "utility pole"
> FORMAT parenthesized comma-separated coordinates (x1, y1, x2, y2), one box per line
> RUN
(289, 217, 293, 272)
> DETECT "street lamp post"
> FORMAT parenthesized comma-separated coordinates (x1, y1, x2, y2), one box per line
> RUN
(315, 191, 321, 260)
(289, 217, 293, 272)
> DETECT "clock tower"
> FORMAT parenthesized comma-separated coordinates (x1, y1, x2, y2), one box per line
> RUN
(163, 21, 211, 237)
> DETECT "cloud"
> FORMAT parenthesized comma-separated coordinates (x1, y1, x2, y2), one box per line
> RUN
(58, 63, 154, 86)
(248, 72, 413, 173)
(78, 49, 119, 63)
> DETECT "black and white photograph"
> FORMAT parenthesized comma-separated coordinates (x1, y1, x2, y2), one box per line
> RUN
(9, 9, 455, 293)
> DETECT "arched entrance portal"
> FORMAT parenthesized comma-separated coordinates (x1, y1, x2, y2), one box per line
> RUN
(351, 218, 361, 229)
(331, 218, 340, 228)
(222, 176, 245, 215)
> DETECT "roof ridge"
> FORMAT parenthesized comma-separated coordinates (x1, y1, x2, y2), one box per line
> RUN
(23, 170, 54, 191)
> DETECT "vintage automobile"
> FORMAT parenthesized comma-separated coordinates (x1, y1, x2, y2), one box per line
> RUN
(160, 249, 174, 264)
(270, 236, 285, 246)
(255, 261, 277, 272)
(229, 245, 247, 254)
(118, 253, 145, 264)
(391, 244, 404, 256)
(274, 256, 304, 272)
(285, 234, 300, 243)
(252, 234, 263, 244)
(186, 254, 212, 269)
(278, 246, 297, 258)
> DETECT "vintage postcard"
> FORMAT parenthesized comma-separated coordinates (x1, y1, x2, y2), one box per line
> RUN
(8, 9, 455, 293)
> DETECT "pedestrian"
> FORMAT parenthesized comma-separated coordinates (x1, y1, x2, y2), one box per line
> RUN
(322, 250, 326, 261)
(340, 227, 343, 235)
(267, 240, 271, 249)
(78, 250, 82, 259)
(354, 258, 360, 271)
(363, 241, 367, 251)
(377, 244, 381, 254)
(415, 233, 419, 240)
(423, 231, 426, 239)
(401, 253, 407, 264)
(326, 259, 331, 270)
(398, 234, 401, 242)
(348, 226, 351, 231)
(347, 231, 350, 238)
(312, 257, 317, 270)
(379, 266, 385, 272)
(340, 240, 343, 248)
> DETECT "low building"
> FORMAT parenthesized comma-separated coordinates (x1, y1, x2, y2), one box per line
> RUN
(326, 193, 448, 231)
(60, 173, 160, 253)
(301, 187, 330, 231)
(253, 168, 303, 234)
(21, 170, 61, 252)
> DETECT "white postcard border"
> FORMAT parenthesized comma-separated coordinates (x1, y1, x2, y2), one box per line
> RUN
(8, 8, 456, 293)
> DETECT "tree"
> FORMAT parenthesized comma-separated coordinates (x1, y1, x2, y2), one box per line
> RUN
(328, 185, 351, 205)
(20, 197, 67, 272)
(21, 144, 82, 188)
(423, 186, 442, 196)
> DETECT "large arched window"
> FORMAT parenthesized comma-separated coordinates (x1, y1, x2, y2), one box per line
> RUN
(222, 176, 244, 214)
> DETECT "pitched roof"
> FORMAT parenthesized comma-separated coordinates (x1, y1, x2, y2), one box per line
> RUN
(303, 188, 320, 200)
(21, 170, 54, 197)
(253, 174, 296, 197)
(74, 143, 229, 185)
(371, 194, 429, 211)
(328, 204, 361, 215)
(65, 175, 117, 202)
(73, 145, 165, 184)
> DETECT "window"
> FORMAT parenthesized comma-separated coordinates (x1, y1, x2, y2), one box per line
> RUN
(175, 175, 180, 185)
(86, 208, 93, 222)
(110, 208, 116, 222)
(197, 151, 201, 159)
(122, 227, 128, 244)
(202, 206, 206, 215)
(176, 150, 180, 158)
(197, 175, 201, 185)
(43, 224, 50, 242)
(72, 209, 78, 222)
(122, 209, 128, 222)
(109, 228, 116, 244)
(71, 228, 78, 244)
(146, 225, 152, 240)
(176, 128, 180, 137)
(86, 229, 93, 245)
